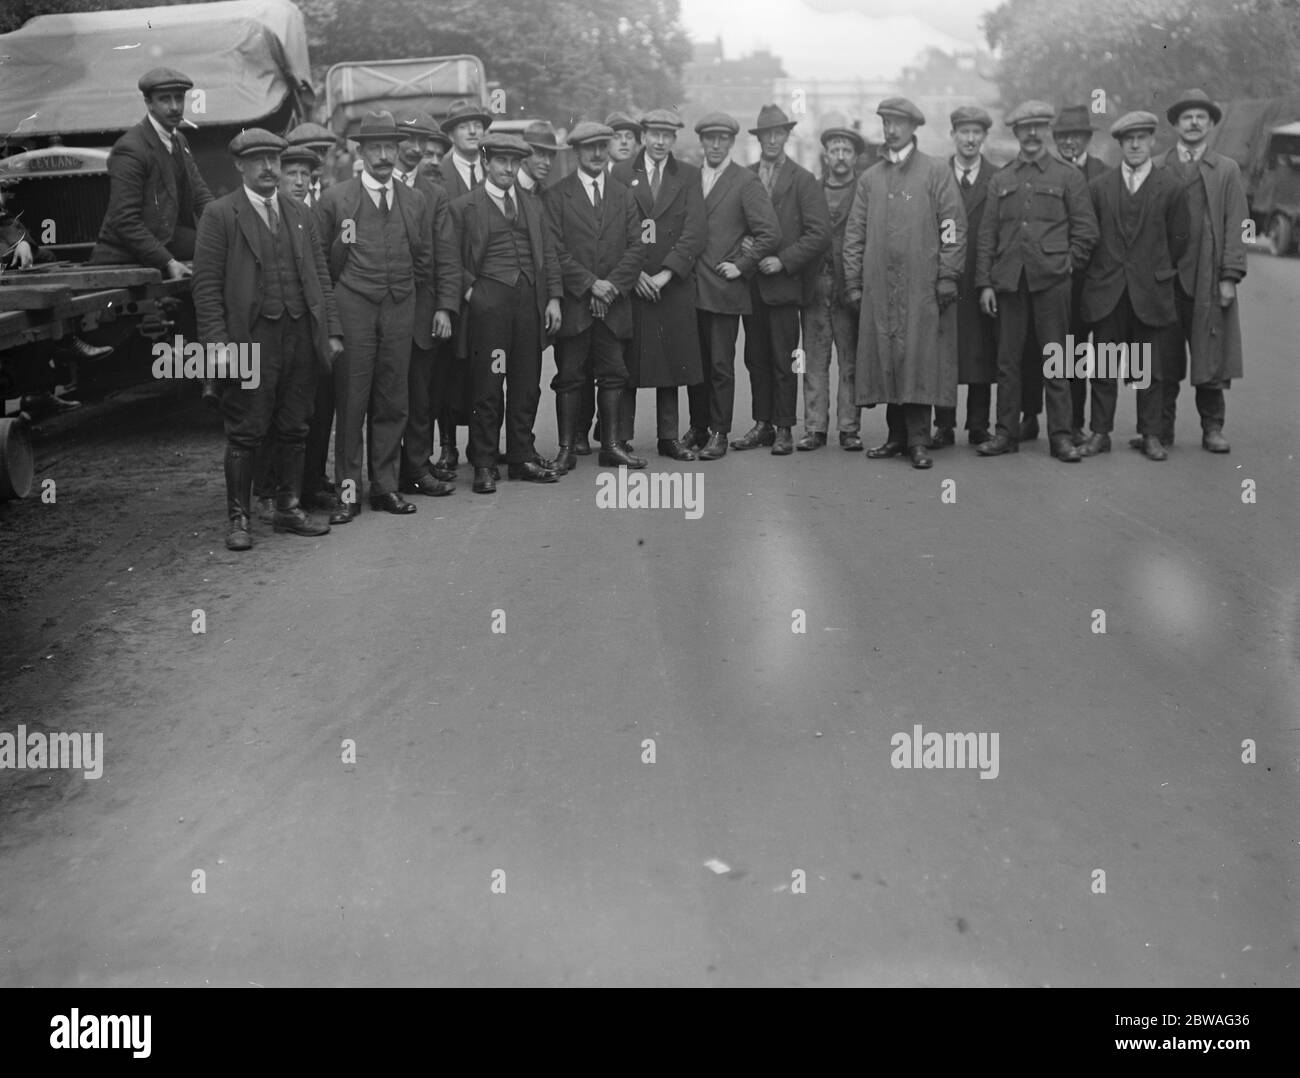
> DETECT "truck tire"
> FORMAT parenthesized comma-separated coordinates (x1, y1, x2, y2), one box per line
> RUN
(1267, 213, 1293, 257)
(0, 416, 35, 500)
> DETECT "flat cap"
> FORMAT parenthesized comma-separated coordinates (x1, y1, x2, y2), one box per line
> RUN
(640, 108, 685, 131)
(568, 121, 615, 147)
(286, 122, 337, 149)
(1005, 100, 1055, 128)
(1166, 88, 1222, 126)
(441, 98, 493, 133)
(694, 111, 739, 136)
(395, 108, 439, 139)
(819, 111, 865, 154)
(1110, 110, 1159, 139)
(750, 104, 797, 134)
(228, 128, 287, 157)
(280, 145, 321, 168)
(353, 111, 400, 143)
(877, 97, 925, 126)
(479, 133, 532, 159)
(522, 121, 559, 152)
(950, 105, 992, 131)
(139, 67, 193, 95)
(1052, 105, 1095, 134)
(604, 111, 642, 134)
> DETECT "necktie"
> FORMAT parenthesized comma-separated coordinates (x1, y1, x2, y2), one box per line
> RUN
(960, 168, 972, 190)
(592, 179, 603, 217)
(502, 191, 516, 221)
(263, 196, 279, 234)
(469, 163, 478, 187)
(379, 185, 390, 213)
(649, 162, 661, 199)
(1125, 169, 1137, 194)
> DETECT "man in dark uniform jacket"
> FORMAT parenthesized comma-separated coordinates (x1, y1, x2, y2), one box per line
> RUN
(732, 105, 829, 457)
(449, 134, 564, 493)
(545, 123, 647, 472)
(934, 105, 997, 446)
(192, 129, 343, 551)
(975, 100, 1099, 462)
(610, 108, 706, 461)
(1078, 111, 1189, 461)
(315, 111, 435, 518)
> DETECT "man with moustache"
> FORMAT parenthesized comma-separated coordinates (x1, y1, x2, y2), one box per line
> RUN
(450, 134, 564, 493)
(797, 116, 865, 452)
(610, 108, 707, 461)
(843, 98, 964, 470)
(1078, 112, 1189, 461)
(391, 109, 461, 498)
(933, 105, 996, 447)
(731, 105, 829, 457)
(1149, 89, 1247, 453)
(688, 112, 781, 460)
(517, 122, 559, 200)
(315, 111, 435, 517)
(546, 123, 647, 471)
(192, 129, 343, 551)
(422, 127, 452, 181)
(975, 101, 1098, 462)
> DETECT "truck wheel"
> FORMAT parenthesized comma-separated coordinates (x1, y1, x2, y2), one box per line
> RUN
(0, 416, 35, 500)
(1267, 213, 1293, 256)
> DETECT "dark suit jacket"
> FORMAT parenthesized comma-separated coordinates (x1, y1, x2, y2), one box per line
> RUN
(543, 170, 645, 339)
(611, 151, 705, 280)
(398, 171, 462, 347)
(439, 155, 481, 201)
(449, 184, 562, 356)
(950, 155, 998, 382)
(746, 157, 830, 307)
(192, 188, 342, 366)
(820, 177, 858, 302)
(696, 161, 781, 315)
(92, 118, 214, 269)
(1081, 166, 1190, 327)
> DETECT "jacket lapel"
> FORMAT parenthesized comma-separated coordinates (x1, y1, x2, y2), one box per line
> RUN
(652, 156, 682, 216)
(767, 161, 794, 209)
(141, 119, 178, 199)
(705, 162, 738, 210)
(235, 190, 263, 259)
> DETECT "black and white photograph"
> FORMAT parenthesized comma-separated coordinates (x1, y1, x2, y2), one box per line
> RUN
(0, 0, 1295, 1019)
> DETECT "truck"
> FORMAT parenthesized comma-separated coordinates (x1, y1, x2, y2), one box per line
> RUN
(1207, 95, 1300, 256)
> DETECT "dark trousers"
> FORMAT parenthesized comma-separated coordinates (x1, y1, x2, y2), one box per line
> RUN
(432, 337, 466, 448)
(552, 321, 629, 392)
(1088, 291, 1167, 436)
(934, 384, 991, 433)
(401, 341, 436, 482)
(469, 276, 542, 466)
(221, 315, 315, 454)
(741, 301, 801, 428)
(689, 310, 740, 434)
(994, 275, 1072, 441)
(618, 386, 683, 441)
(1165, 285, 1227, 434)
(884, 402, 931, 448)
(1068, 272, 1089, 430)
(302, 365, 335, 500)
(333, 283, 414, 497)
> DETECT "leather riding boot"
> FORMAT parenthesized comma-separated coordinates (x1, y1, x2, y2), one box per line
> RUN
(272, 442, 330, 535)
(553, 390, 580, 474)
(224, 445, 254, 551)
(597, 387, 646, 468)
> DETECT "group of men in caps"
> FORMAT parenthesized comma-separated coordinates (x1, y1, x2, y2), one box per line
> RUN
(92, 67, 1249, 550)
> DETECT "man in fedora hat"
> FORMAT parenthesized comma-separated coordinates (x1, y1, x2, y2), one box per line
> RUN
(1150, 88, 1246, 453)
(688, 111, 781, 460)
(517, 121, 559, 199)
(728, 105, 829, 456)
(843, 97, 964, 470)
(933, 105, 997, 448)
(1079, 111, 1189, 462)
(610, 107, 707, 461)
(798, 115, 865, 452)
(976, 100, 1098, 462)
(545, 122, 647, 472)
(193, 129, 343, 551)
(314, 111, 438, 518)
(449, 133, 563, 493)
(440, 98, 493, 199)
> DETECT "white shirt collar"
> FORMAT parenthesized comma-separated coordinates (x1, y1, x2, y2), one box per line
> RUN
(885, 140, 915, 165)
(484, 179, 514, 203)
(360, 170, 390, 193)
(1178, 141, 1207, 163)
(516, 170, 536, 191)
(578, 169, 604, 197)
(392, 167, 417, 188)
(243, 185, 276, 208)
(1122, 159, 1153, 190)
(702, 155, 731, 178)
(147, 113, 175, 151)
(954, 156, 980, 183)
(453, 153, 478, 183)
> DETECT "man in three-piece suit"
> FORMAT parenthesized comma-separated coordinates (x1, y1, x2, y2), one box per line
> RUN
(1078, 111, 1190, 461)
(192, 129, 343, 552)
(730, 105, 830, 457)
(449, 133, 564, 494)
(687, 111, 781, 461)
(314, 111, 436, 518)
(545, 122, 647, 472)
(934, 105, 997, 447)
(610, 108, 707, 462)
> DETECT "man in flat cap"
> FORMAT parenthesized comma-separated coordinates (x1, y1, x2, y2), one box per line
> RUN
(727, 106, 830, 456)
(610, 108, 707, 460)
(843, 97, 965, 470)
(688, 111, 781, 460)
(1078, 111, 1189, 461)
(1150, 89, 1246, 453)
(545, 122, 647, 471)
(449, 133, 564, 493)
(976, 100, 1099, 462)
(193, 129, 343, 551)
(517, 122, 559, 200)
(605, 112, 643, 172)
(797, 115, 866, 452)
(314, 111, 437, 517)
(440, 99, 493, 200)
(287, 123, 339, 208)
(933, 105, 996, 448)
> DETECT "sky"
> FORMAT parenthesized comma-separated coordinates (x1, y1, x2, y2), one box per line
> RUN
(678, 0, 995, 81)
